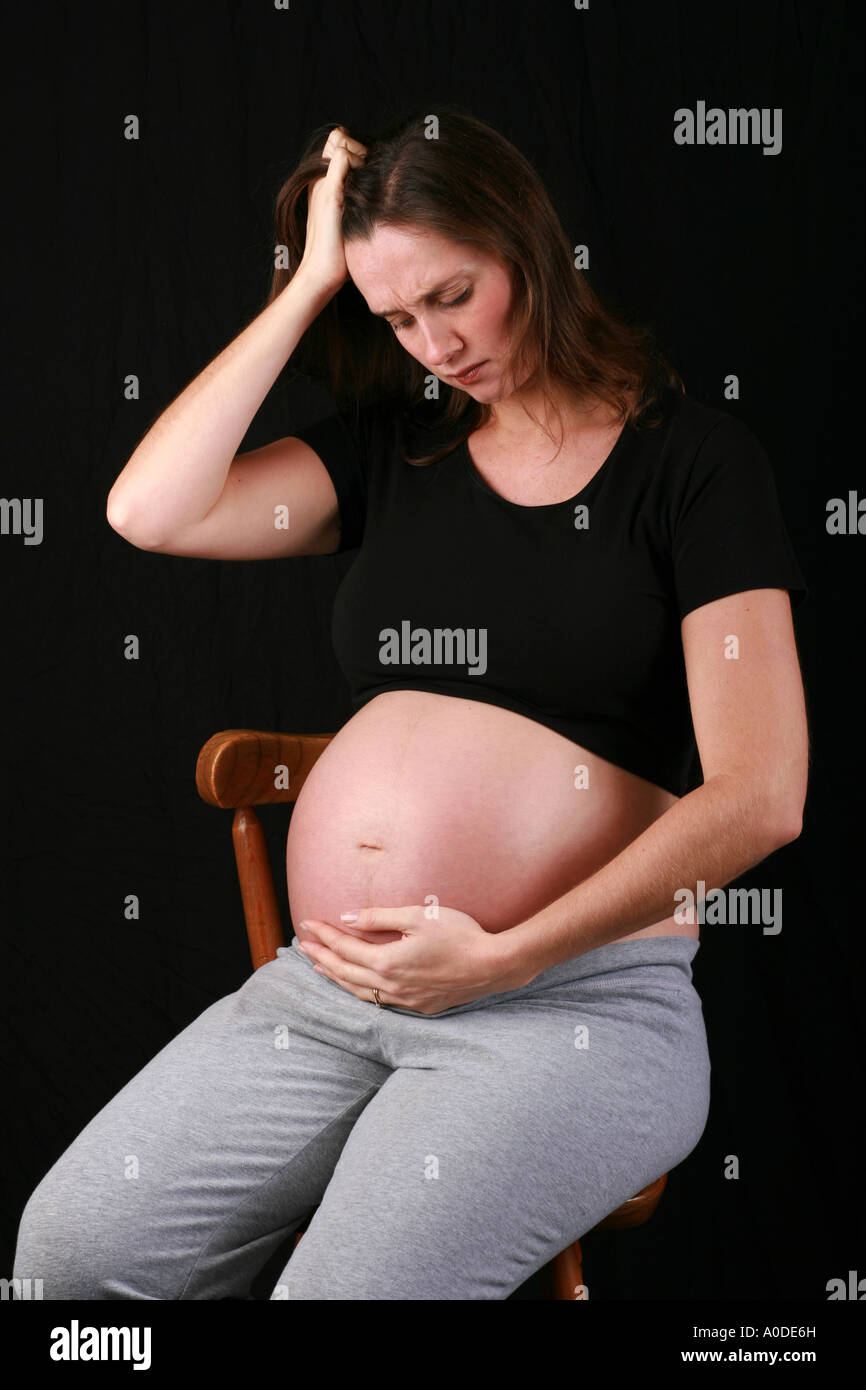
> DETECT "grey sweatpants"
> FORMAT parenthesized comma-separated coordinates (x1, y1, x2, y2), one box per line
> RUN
(12, 933, 710, 1300)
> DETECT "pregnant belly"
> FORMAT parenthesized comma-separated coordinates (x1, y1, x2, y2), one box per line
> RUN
(286, 691, 695, 950)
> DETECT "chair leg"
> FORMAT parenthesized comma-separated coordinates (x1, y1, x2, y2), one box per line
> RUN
(550, 1239, 588, 1299)
(232, 804, 286, 969)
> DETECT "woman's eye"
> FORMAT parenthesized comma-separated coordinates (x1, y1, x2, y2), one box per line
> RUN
(392, 287, 471, 332)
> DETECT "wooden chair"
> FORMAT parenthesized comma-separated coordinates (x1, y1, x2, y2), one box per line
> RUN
(196, 727, 669, 1300)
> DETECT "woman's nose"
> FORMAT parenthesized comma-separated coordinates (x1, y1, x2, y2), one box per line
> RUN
(419, 325, 463, 368)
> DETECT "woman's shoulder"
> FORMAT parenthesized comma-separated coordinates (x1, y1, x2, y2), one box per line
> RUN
(643, 386, 766, 461)
(340, 391, 428, 443)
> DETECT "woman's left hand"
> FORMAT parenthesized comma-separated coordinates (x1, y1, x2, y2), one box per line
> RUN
(295, 904, 528, 1014)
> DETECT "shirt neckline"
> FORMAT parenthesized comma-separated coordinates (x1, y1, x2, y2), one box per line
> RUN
(458, 416, 631, 510)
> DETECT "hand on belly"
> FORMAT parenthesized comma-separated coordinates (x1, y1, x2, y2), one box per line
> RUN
(294, 902, 526, 1014)
(296, 898, 406, 948)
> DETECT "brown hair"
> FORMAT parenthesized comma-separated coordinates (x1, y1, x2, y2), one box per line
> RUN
(263, 104, 685, 464)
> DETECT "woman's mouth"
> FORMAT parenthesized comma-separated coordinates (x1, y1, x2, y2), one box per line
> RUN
(451, 361, 486, 384)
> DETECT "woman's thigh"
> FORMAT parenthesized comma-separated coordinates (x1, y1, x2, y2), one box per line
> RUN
(12, 946, 391, 1300)
(275, 944, 712, 1300)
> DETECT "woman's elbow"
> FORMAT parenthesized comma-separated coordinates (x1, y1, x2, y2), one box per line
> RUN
(106, 491, 159, 549)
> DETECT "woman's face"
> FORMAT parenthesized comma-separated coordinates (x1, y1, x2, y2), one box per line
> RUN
(344, 225, 523, 401)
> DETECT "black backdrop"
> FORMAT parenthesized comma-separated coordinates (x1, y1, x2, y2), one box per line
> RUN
(1, 0, 863, 1339)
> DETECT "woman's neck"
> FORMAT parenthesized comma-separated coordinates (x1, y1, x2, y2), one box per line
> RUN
(485, 381, 629, 441)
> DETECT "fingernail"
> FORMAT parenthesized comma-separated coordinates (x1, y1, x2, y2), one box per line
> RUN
(340, 911, 359, 923)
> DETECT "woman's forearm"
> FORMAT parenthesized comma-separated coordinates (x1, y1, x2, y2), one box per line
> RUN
(105, 267, 336, 547)
(490, 774, 800, 984)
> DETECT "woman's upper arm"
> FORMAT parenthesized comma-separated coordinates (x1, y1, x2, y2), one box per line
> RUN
(123, 436, 342, 559)
(681, 587, 810, 838)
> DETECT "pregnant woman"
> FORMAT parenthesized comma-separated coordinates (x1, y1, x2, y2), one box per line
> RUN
(13, 110, 810, 1300)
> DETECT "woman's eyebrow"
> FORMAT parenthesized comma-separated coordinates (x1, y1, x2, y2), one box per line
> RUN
(371, 272, 472, 319)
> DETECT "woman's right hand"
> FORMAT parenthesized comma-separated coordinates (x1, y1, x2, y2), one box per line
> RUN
(298, 125, 367, 295)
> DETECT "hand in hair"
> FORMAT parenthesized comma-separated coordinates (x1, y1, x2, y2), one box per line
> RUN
(298, 125, 367, 294)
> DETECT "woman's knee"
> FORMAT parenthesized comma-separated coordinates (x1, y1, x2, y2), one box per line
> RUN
(13, 1157, 153, 1300)
(14, 1167, 94, 1298)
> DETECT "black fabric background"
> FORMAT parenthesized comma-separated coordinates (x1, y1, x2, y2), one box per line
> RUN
(1, 0, 862, 1316)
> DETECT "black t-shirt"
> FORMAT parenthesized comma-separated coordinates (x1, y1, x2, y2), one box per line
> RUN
(292, 389, 808, 798)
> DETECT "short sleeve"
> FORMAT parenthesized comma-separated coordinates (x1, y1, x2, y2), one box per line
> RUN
(290, 405, 369, 552)
(672, 413, 809, 620)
